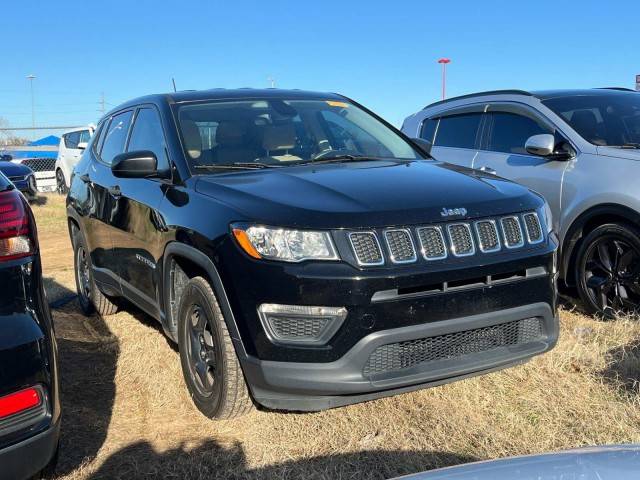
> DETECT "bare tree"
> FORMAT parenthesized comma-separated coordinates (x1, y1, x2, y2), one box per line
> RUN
(0, 117, 29, 146)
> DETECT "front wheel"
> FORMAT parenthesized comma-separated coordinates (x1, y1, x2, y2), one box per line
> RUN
(56, 169, 67, 195)
(575, 223, 640, 317)
(178, 276, 253, 419)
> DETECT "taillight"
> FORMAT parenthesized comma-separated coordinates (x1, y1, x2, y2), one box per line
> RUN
(0, 189, 34, 261)
(0, 387, 42, 419)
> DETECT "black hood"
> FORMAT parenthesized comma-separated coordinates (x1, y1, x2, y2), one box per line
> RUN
(195, 160, 543, 228)
(0, 162, 33, 178)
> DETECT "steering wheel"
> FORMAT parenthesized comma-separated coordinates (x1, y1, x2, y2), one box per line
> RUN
(312, 148, 353, 160)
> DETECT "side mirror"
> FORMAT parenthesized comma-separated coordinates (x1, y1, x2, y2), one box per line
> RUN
(111, 150, 158, 178)
(77, 142, 88, 150)
(411, 137, 432, 156)
(525, 134, 555, 157)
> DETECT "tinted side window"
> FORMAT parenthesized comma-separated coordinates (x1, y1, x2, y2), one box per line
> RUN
(64, 132, 81, 149)
(420, 118, 438, 143)
(434, 113, 482, 149)
(79, 129, 91, 143)
(127, 108, 169, 170)
(100, 111, 134, 164)
(488, 112, 551, 154)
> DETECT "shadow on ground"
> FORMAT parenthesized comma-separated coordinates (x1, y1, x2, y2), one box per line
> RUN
(48, 278, 119, 477)
(601, 338, 640, 395)
(86, 441, 477, 479)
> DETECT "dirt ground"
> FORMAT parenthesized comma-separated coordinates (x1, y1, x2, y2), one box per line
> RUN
(31, 194, 640, 480)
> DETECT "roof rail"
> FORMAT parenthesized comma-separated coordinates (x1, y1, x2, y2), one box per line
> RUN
(595, 87, 637, 92)
(423, 89, 532, 110)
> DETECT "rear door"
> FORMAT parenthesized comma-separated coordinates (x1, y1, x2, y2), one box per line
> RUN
(109, 106, 170, 319)
(420, 109, 484, 168)
(473, 104, 571, 223)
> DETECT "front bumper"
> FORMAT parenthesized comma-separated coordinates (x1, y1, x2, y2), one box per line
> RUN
(243, 303, 557, 411)
(0, 419, 59, 480)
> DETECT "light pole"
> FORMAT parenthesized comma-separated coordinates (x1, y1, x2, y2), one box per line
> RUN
(26, 74, 36, 132)
(437, 58, 450, 100)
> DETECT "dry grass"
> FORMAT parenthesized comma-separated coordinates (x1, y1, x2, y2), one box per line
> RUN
(32, 194, 640, 479)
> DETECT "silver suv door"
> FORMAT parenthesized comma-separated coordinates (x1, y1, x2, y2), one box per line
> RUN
(473, 104, 573, 229)
(421, 110, 483, 168)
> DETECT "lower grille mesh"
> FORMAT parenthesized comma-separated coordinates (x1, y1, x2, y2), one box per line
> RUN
(270, 317, 329, 339)
(363, 317, 544, 377)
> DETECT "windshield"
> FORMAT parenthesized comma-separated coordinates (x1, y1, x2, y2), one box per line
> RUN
(543, 93, 640, 147)
(176, 98, 422, 170)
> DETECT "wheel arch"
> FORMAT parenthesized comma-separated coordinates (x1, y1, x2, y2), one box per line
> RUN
(161, 242, 246, 357)
(561, 203, 640, 285)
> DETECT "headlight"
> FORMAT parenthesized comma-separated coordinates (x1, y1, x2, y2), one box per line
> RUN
(538, 201, 553, 234)
(232, 225, 339, 262)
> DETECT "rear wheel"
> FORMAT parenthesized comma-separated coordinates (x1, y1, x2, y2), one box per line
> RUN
(72, 226, 118, 316)
(576, 223, 640, 317)
(178, 276, 253, 419)
(56, 169, 67, 195)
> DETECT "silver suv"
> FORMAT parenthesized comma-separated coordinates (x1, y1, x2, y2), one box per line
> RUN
(402, 88, 640, 316)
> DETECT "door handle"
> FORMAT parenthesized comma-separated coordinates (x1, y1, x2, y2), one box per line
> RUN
(79, 173, 90, 182)
(108, 185, 122, 198)
(478, 166, 497, 175)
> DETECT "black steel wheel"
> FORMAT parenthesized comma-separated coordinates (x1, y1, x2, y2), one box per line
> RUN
(56, 169, 67, 195)
(178, 276, 253, 419)
(576, 223, 640, 317)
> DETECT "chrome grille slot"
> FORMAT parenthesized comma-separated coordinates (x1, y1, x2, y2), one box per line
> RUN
(475, 220, 500, 253)
(349, 232, 384, 266)
(500, 216, 524, 248)
(363, 317, 544, 377)
(447, 223, 475, 257)
(416, 226, 447, 260)
(523, 212, 543, 244)
(384, 229, 416, 264)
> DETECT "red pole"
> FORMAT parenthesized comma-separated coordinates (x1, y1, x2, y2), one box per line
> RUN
(438, 58, 451, 100)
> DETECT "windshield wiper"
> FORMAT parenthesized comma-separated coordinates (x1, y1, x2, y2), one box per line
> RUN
(194, 162, 275, 171)
(619, 143, 640, 149)
(301, 155, 403, 165)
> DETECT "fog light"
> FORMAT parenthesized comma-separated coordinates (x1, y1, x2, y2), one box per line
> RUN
(257, 304, 347, 346)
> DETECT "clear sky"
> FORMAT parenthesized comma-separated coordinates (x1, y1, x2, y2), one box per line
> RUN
(1, 0, 637, 139)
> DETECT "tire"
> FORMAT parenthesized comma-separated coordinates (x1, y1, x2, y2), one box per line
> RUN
(575, 222, 640, 317)
(178, 276, 253, 419)
(56, 169, 67, 195)
(72, 226, 118, 317)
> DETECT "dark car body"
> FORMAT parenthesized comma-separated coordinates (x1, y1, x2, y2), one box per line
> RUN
(0, 161, 37, 198)
(0, 173, 60, 479)
(66, 89, 558, 412)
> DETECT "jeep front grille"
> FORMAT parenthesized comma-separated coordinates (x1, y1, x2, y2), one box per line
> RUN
(363, 317, 544, 377)
(384, 229, 416, 264)
(347, 211, 544, 267)
(523, 213, 543, 244)
(416, 226, 447, 260)
(500, 216, 524, 248)
(475, 220, 500, 253)
(349, 232, 384, 266)
(447, 223, 475, 257)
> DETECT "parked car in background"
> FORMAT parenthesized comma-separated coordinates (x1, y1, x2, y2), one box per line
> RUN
(67, 88, 558, 420)
(0, 172, 60, 479)
(403, 88, 640, 316)
(0, 157, 37, 199)
(397, 444, 640, 479)
(55, 125, 94, 194)
(11, 157, 56, 194)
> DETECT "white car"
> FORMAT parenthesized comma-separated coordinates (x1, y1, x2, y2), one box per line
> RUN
(55, 125, 94, 194)
(11, 157, 57, 193)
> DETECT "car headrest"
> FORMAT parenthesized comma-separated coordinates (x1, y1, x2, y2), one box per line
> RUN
(571, 110, 598, 133)
(263, 124, 296, 151)
(216, 122, 247, 147)
(181, 119, 202, 159)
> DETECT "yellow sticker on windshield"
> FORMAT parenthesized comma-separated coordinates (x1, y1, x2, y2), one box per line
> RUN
(326, 100, 349, 107)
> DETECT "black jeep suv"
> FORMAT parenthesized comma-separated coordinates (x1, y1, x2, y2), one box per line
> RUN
(67, 89, 558, 419)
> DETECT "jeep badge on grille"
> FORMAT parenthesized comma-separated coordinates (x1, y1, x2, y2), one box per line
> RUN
(440, 207, 467, 217)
